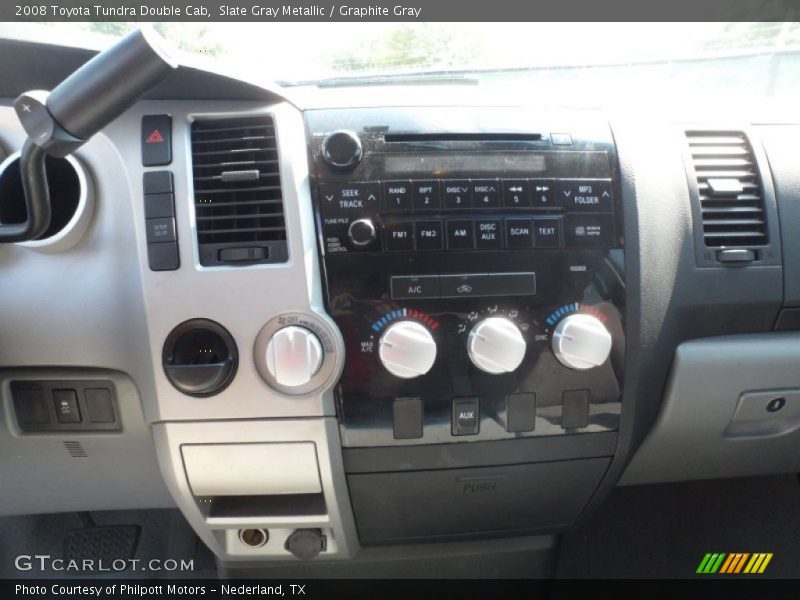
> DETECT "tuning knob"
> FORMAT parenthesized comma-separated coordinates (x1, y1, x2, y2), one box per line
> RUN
(348, 218, 376, 248)
(378, 321, 437, 379)
(321, 130, 362, 170)
(467, 317, 527, 374)
(265, 326, 323, 387)
(552, 313, 612, 370)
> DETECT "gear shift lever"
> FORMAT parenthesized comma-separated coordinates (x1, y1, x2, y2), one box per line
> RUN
(0, 29, 176, 242)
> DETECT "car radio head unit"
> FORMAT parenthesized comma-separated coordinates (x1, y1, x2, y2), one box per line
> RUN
(306, 107, 625, 448)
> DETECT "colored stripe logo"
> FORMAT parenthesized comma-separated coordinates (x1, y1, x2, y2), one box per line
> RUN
(696, 552, 772, 574)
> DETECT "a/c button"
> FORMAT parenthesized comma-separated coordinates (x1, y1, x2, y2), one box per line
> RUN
(390, 275, 440, 300)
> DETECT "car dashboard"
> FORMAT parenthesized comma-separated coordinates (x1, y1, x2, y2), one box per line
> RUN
(1, 37, 799, 571)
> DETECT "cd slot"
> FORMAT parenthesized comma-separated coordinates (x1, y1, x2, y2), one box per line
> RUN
(384, 133, 543, 143)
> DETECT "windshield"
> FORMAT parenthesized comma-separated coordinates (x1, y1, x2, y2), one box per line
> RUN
(9, 22, 800, 111)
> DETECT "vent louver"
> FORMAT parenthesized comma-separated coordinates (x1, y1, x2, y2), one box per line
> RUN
(191, 115, 288, 266)
(686, 131, 767, 249)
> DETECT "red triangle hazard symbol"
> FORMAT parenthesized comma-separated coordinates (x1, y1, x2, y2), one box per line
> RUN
(146, 129, 165, 144)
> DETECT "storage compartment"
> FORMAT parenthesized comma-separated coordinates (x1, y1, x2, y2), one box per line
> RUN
(347, 457, 609, 544)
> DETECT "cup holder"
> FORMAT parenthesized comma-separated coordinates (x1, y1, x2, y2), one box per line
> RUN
(0, 150, 93, 252)
(162, 319, 238, 397)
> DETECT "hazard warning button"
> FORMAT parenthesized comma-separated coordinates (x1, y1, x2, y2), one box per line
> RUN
(141, 114, 172, 166)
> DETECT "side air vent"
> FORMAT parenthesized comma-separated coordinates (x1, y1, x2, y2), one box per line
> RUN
(191, 115, 288, 266)
(686, 131, 767, 251)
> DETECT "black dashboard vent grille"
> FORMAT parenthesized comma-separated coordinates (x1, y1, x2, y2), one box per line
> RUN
(686, 131, 767, 249)
(191, 115, 288, 266)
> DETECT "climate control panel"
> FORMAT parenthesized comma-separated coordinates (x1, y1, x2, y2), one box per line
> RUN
(306, 107, 625, 447)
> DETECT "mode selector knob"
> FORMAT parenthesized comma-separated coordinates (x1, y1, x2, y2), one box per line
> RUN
(265, 326, 323, 387)
(378, 321, 437, 379)
(552, 314, 612, 370)
(348, 218, 376, 248)
(321, 129, 362, 170)
(468, 317, 527, 374)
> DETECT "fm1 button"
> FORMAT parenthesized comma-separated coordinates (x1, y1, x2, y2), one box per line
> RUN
(383, 221, 414, 251)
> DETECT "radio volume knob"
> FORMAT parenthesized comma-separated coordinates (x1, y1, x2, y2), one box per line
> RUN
(467, 318, 527, 374)
(321, 129, 362, 170)
(552, 314, 612, 370)
(265, 326, 324, 387)
(347, 218, 376, 248)
(378, 321, 437, 379)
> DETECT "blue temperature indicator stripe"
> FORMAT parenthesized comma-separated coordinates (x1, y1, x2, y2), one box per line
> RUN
(546, 303, 580, 326)
(371, 308, 409, 332)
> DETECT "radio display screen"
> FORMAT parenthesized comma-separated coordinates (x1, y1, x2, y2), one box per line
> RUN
(380, 151, 610, 178)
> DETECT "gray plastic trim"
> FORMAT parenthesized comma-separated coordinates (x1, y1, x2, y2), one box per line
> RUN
(100, 101, 344, 423)
(0, 151, 96, 254)
(621, 332, 800, 485)
(153, 418, 358, 560)
(0, 368, 174, 516)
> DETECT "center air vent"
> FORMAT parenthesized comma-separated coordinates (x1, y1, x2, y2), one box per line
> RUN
(686, 131, 767, 250)
(191, 115, 288, 266)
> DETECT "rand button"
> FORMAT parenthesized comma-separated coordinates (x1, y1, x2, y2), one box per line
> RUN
(382, 181, 413, 212)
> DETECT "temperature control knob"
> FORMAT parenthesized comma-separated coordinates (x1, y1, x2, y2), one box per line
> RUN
(552, 313, 612, 370)
(467, 317, 527, 374)
(321, 129, 362, 170)
(265, 326, 323, 387)
(378, 321, 437, 379)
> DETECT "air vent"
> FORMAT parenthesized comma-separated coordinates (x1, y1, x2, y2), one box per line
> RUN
(191, 115, 288, 266)
(686, 131, 767, 249)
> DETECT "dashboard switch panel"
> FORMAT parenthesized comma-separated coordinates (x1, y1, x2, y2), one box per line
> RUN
(12, 380, 121, 432)
(143, 170, 179, 271)
(307, 107, 625, 448)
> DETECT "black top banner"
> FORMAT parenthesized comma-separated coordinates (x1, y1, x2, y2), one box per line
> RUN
(3, 0, 800, 22)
